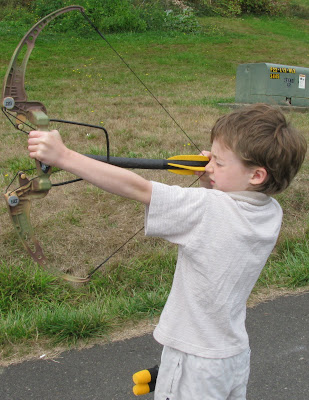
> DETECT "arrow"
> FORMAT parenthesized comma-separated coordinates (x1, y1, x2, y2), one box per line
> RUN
(84, 154, 208, 175)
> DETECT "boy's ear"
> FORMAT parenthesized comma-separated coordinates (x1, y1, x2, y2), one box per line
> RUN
(249, 167, 267, 186)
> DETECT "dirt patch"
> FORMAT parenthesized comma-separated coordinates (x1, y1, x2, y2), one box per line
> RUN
(247, 286, 309, 308)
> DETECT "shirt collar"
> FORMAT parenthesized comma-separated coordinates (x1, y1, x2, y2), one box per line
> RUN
(227, 191, 271, 206)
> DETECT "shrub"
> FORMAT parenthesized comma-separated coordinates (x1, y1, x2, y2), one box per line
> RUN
(30, 0, 148, 33)
(240, 0, 289, 15)
(23, 0, 200, 34)
(287, 0, 309, 18)
(164, 7, 201, 33)
(1, 0, 298, 32)
(188, 0, 291, 17)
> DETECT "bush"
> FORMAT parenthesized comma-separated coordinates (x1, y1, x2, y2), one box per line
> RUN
(2, 0, 298, 33)
(188, 0, 291, 17)
(30, 0, 148, 33)
(240, 0, 289, 15)
(287, 0, 309, 18)
(87, 0, 148, 33)
(163, 7, 201, 33)
(0, 0, 201, 34)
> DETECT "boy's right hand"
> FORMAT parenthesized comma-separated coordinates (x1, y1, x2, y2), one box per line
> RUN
(195, 150, 212, 189)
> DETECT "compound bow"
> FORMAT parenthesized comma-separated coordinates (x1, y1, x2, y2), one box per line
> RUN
(2, 6, 207, 283)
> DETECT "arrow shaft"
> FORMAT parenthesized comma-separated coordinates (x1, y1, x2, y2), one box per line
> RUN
(84, 155, 208, 170)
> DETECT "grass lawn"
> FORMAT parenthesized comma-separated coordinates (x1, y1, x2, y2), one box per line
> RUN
(0, 11, 308, 363)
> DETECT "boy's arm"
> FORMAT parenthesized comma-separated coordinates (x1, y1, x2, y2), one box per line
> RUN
(28, 130, 152, 205)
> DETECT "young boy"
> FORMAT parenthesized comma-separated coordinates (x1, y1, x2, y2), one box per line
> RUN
(28, 103, 307, 400)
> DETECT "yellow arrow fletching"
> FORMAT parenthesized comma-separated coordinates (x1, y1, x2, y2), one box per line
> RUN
(167, 155, 208, 175)
(167, 168, 195, 175)
(167, 155, 208, 161)
(167, 163, 206, 171)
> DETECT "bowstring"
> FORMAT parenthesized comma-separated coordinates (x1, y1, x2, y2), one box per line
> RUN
(80, 11, 207, 277)
(81, 10, 202, 154)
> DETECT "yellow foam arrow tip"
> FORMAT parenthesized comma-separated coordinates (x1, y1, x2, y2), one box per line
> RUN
(133, 383, 151, 396)
(133, 369, 152, 385)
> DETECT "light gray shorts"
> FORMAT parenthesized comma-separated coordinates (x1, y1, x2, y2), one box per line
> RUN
(154, 346, 251, 400)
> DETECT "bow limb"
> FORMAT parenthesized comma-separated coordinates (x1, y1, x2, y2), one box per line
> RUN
(4, 172, 90, 283)
(2, 5, 84, 121)
(2, 4, 84, 175)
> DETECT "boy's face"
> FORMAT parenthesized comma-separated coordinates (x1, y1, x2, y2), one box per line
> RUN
(205, 139, 254, 192)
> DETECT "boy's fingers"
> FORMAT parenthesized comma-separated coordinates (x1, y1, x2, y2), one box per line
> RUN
(29, 130, 45, 138)
(28, 131, 46, 145)
(28, 137, 41, 146)
(201, 150, 212, 158)
(198, 150, 212, 161)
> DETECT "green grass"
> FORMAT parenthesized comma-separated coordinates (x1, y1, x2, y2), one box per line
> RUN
(0, 251, 175, 356)
(1, 232, 308, 356)
(0, 11, 308, 361)
(257, 232, 309, 290)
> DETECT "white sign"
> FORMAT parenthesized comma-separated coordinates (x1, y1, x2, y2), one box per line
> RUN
(299, 74, 306, 89)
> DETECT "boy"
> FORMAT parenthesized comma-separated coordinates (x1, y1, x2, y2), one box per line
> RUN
(28, 103, 307, 399)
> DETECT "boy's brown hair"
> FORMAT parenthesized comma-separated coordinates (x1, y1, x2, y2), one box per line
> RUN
(210, 103, 307, 195)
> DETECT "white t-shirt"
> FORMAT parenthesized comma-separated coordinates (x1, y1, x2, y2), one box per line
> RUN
(145, 182, 282, 359)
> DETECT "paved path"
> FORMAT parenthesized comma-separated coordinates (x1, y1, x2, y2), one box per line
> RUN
(0, 293, 308, 400)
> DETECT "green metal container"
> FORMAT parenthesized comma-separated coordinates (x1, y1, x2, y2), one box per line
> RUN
(235, 63, 309, 107)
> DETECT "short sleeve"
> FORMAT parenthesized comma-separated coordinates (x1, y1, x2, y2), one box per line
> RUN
(145, 181, 210, 246)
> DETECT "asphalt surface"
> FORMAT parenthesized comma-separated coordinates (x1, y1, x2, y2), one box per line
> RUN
(0, 292, 308, 400)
